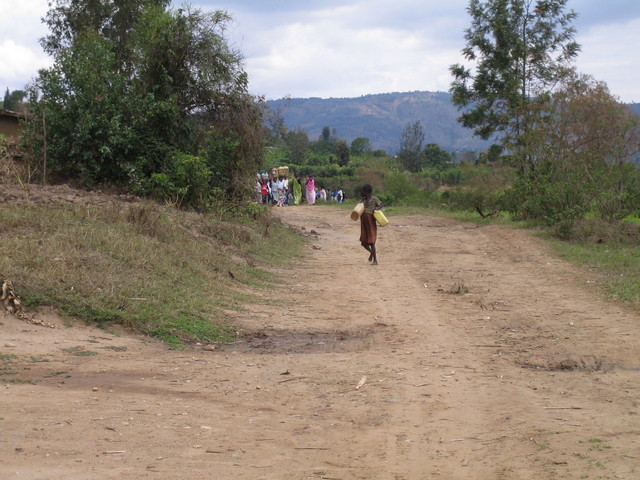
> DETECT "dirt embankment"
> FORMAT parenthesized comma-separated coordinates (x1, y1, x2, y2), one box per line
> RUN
(2, 200, 639, 479)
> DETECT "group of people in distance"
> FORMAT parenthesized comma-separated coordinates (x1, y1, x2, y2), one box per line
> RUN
(255, 172, 385, 265)
(255, 171, 345, 207)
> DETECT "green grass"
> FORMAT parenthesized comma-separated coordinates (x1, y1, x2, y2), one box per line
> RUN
(0, 200, 304, 348)
(549, 240, 640, 307)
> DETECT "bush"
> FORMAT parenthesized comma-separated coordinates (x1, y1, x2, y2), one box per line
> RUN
(384, 171, 421, 202)
(377, 193, 396, 206)
(144, 153, 212, 210)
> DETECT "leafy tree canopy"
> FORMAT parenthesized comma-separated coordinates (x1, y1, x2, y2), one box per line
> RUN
(450, 0, 580, 159)
(28, 0, 264, 205)
(423, 143, 452, 169)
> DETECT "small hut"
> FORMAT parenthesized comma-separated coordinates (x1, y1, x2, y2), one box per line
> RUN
(0, 109, 28, 139)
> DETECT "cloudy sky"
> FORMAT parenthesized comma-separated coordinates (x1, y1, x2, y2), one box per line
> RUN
(1, 0, 638, 103)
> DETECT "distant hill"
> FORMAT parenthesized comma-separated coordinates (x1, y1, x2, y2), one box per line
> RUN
(267, 92, 640, 155)
(266, 91, 493, 155)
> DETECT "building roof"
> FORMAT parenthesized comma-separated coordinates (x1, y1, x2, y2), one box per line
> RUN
(0, 108, 29, 120)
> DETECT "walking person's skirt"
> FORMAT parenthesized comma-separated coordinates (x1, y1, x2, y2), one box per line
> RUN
(360, 212, 377, 245)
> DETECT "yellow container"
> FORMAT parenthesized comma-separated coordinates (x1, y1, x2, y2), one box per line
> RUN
(277, 166, 289, 176)
(373, 209, 389, 227)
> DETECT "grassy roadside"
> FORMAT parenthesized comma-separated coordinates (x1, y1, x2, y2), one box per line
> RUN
(0, 198, 304, 348)
(548, 240, 640, 306)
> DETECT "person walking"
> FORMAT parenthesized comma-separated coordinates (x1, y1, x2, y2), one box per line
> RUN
(305, 175, 316, 205)
(359, 184, 383, 265)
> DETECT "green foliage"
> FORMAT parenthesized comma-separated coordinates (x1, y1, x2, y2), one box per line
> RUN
(438, 164, 514, 215)
(28, 1, 263, 205)
(422, 143, 452, 169)
(284, 130, 310, 164)
(376, 193, 396, 206)
(398, 121, 425, 172)
(506, 73, 640, 225)
(383, 171, 422, 202)
(205, 129, 239, 187)
(32, 32, 135, 185)
(450, 0, 580, 156)
(350, 137, 371, 156)
(145, 153, 212, 209)
(263, 147, 289, 170)
(420, 166, 463, 187)
(335, 139, 350, 166)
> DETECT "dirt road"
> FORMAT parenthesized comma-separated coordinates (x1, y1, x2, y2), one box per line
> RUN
(2, 204, 639, 479)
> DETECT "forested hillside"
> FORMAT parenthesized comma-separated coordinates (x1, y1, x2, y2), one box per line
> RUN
(266, 91, 494, 154)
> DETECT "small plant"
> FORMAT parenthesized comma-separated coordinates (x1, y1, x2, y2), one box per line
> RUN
(537, 441, 550, 451)
(588, 438, 612, 451)
(102, 345, 127, 351)
(449, 282, 469, 294)
(29, 356, 50, 363)
(62, 346, 98, 356)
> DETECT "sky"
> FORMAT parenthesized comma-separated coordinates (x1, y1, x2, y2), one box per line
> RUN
(1, 0, 639, 103)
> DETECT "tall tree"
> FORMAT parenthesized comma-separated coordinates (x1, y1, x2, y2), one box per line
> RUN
(285, 130, 310, 164)
(397, 121, 425, 172)
(335, 140, 350, 167)
(2, 88, 10, 110)
(41, 0, 170, 76)
(508, 72, 640, 223)
(449, 0, 580, 163)
(31, 0, 264, 202)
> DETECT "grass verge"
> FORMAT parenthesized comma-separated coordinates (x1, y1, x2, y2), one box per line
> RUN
(0, 198, 304, 348)
(548, 240, 640, 306)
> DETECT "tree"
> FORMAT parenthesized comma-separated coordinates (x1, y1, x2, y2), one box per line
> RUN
(422, 143, 452, 169)
(2, 89, 26, 112)
(31, 1, 264, 203)
(285, 130, 310, 164)
(313, 125, 339, 154)
(40, 0, 170, 76)
(335, 140, 350, 167)
(350, 137, 371, 156)
(33, 31, 135, 184)
(397, 121, 424, 172)
(449, 0, 580, 165)
(507, 72, 640, 223)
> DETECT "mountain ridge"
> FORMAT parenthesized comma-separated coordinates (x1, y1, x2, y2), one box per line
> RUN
(266, 91, 492, 155)
(267, 91, 640, 155)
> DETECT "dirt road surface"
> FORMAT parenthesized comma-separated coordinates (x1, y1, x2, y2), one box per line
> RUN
(2, 204, 639, 479)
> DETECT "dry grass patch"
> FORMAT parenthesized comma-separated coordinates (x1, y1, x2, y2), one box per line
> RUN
(0, 197, 303, 348)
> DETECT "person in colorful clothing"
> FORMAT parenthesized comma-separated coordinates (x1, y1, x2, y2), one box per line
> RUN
(359, 184, 383, 265)
(305, 176, 316, 205)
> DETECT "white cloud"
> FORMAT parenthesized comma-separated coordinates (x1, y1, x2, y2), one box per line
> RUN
(0, 42, 51, 91)
(0, 0, 50, 91)
(575, 18, 640, 103)
(1, 0, 638, 103)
